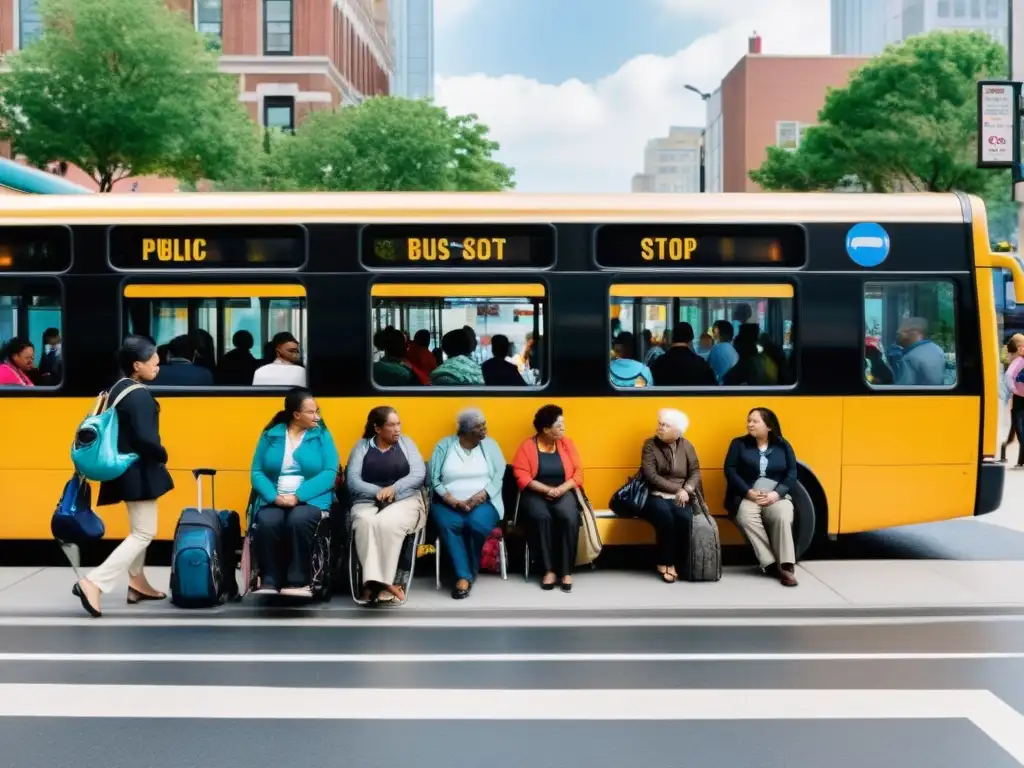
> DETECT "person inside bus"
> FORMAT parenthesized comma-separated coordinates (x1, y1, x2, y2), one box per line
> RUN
(0, 337, 35, 386)
(650, 322, 715, 386)
(724, 407, 799, 587)
(428, 408, 506, 599)
(373, 328, 421, 386)
(430, 329, 484, 385)
(464, 326, 479, 361)
(194, 329, 216, 373)
(609, 331, 654, 387)
(406, 330, 437, 381)
(865, 342, 894, 385)
(707, 320, 738, 383)
(482, 334, 526, 386)
(73, 336, 172, 617)
(152, 335, 214, 387)
(253, 331, 306, 388)
(759, 334, 792, 385)
(250, 387, 338, 597)
(893, 317, 945, 386)
(38, 328, 62, 383)
(723, 324, 776, 386)
(697, 332, 713, 360)
(639, 408, 701, 583)
(512, 404, 583, 592)
(216, 330, 259, 386)
(347, 406, 427, 604)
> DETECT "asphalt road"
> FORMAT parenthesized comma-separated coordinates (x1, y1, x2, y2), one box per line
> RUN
(2, 616, 1024, 768)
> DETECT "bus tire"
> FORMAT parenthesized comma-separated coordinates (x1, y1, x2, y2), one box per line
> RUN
(790, 480, 817, 561)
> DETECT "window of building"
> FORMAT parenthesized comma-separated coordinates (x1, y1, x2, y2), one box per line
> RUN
(196, 0, 222, 39)
(863, 281, 957, 388)
(263, 96, 295, 133)
(122, 284, 307, 388)
(986, 0, 1001, 17)
(658, 165, 679, 174)
(19, 0, 43, 48)
(609, 284, 795, 389)
(370, 284, 547, 388)
(954, 0, 966, 16)
(970, 0, 982, 16)
(776, 121, 802, 150)
(264, 0, 293, 55)
(0, 280, 63, 387)
(937, 0, 951, 15)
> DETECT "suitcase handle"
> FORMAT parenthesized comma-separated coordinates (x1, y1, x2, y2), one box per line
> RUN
(193, 468, 216, 510)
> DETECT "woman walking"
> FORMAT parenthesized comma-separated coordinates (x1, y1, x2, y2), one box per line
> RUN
(72, 336, 173, 617)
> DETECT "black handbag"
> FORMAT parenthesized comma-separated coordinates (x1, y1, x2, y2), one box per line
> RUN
(609, 470, 649, 517)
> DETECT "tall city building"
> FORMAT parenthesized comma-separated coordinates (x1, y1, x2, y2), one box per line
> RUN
(389, 0, 434, 98)
(0, 0, 394, 190)
(832, 0, 889, 54)
(631, 127, 703, 193)
(886, 0, 1008, 46)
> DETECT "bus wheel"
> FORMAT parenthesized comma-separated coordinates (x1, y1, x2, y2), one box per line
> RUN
(791, 480, 818, 561)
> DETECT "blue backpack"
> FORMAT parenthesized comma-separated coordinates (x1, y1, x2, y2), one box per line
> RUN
(70, 381, 144, 482)
(50, 474, 105, 545)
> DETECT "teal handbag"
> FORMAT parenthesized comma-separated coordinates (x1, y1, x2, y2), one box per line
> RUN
(70, 381, 143, 482)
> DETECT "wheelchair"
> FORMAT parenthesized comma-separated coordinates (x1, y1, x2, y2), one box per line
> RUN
(240, 490, 334, 602)
(347, 490, 426, 606)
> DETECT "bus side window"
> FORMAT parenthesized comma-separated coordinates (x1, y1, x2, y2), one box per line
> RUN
(863, 281, 957, 388)
(0, 283, 63, 388)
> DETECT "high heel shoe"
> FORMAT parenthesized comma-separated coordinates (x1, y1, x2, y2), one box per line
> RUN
(72, 582, 102, 618)
(127, 586, 167, 604)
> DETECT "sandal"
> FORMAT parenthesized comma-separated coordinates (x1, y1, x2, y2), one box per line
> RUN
(662, 571, 677, 583)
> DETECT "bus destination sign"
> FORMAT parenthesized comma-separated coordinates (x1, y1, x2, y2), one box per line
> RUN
(0, 226, 72, 272)
(107, 225, 307, 269)
(361, 224, 556, 269)
(594, 224, 806, 268)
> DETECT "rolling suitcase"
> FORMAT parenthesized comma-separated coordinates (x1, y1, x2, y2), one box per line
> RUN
(170, 469, 239, 608)
(687, 490, 722, 582)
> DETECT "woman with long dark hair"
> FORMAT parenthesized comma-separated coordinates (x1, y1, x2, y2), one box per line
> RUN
(72, 336, 172, 617)
(724, 407, 800, 587)
(0, 337, 35, 386)
(346, 406, 426, 604)
(250, 387, 338, 597)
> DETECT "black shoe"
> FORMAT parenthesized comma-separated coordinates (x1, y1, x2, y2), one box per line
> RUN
(451, 585, 471, 600)
(541, 580, 556, 591)
(72, 582, 102, 618)
(560, 580, 573, 593)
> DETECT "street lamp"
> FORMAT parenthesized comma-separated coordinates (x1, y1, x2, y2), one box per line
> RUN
(684, 84, 711, 192)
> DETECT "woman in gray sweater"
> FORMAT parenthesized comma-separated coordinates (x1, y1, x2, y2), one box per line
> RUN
(346, 405, 426, 604)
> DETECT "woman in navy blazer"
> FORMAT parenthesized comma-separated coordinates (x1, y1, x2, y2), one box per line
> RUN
(251, 388, 338, 597)
(723, 407, 799, 587)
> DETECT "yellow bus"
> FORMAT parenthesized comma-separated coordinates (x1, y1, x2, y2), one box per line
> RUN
(0, 191, 1020, 563)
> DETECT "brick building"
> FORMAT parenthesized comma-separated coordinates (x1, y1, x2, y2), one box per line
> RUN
(705, 35, 869, 192)
(0, 0, 394, 190)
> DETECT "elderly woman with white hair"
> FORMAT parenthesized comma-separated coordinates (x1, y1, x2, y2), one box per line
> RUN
(639, 408, 703, 583)
(428, 408, 507, 599)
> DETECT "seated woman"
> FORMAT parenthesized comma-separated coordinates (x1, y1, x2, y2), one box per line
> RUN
(639, 408, 701, 583)
(430, 329, 484, 385)
(0, 337, 35, 386)
(250, 388, 339, 597)
(511, 404, 582, 592)
(428, 408, 506, 599)
(724, 407, 799, 587)
(347, 405, 427, 604)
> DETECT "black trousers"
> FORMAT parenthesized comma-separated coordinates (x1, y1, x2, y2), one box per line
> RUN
(519, 490, 580, 577)
(255, 504, 321, 587)
(638, 496, 694, 569)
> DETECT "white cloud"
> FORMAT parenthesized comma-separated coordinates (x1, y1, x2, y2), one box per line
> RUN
(658, 0, 784, 23)
(434, 0, 481, 33)
(435, 0, 830, 192)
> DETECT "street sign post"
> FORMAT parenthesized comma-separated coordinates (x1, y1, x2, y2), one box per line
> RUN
(977, 80, 1019, 170)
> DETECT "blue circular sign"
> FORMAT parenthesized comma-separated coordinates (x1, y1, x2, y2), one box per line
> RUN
(845, 223, 890, 267)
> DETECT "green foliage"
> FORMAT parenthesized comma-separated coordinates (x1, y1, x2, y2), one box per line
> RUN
(0, 0, 259, 191)
(750, 30, 1009, 198)
(217, 96, 515, 192)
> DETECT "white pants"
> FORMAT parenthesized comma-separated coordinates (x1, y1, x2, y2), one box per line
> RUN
(351, 495, 423, 585)
(88, 500, 158, 593)
(735, 498, 796, 569)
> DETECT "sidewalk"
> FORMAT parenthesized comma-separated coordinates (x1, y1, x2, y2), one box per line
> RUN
(2, 471, 1022, 618)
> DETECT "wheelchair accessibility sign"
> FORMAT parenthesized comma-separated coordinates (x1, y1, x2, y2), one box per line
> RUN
(846, 223, 890, 267)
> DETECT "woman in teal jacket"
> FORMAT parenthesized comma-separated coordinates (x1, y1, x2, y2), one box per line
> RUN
(250, 388, 338, 597)
(428, 407, 506, 599)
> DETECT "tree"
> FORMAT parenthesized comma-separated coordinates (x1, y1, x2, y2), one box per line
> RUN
(0, 0, 259, 191)
(750, 31, 1010, 198)
(219, 96, 515, 192)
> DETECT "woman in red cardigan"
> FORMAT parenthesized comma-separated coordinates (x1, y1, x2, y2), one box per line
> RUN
(511, 404, 583, 592)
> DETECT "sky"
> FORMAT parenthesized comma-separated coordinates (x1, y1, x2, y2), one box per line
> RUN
(432, 0, 830, 193)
